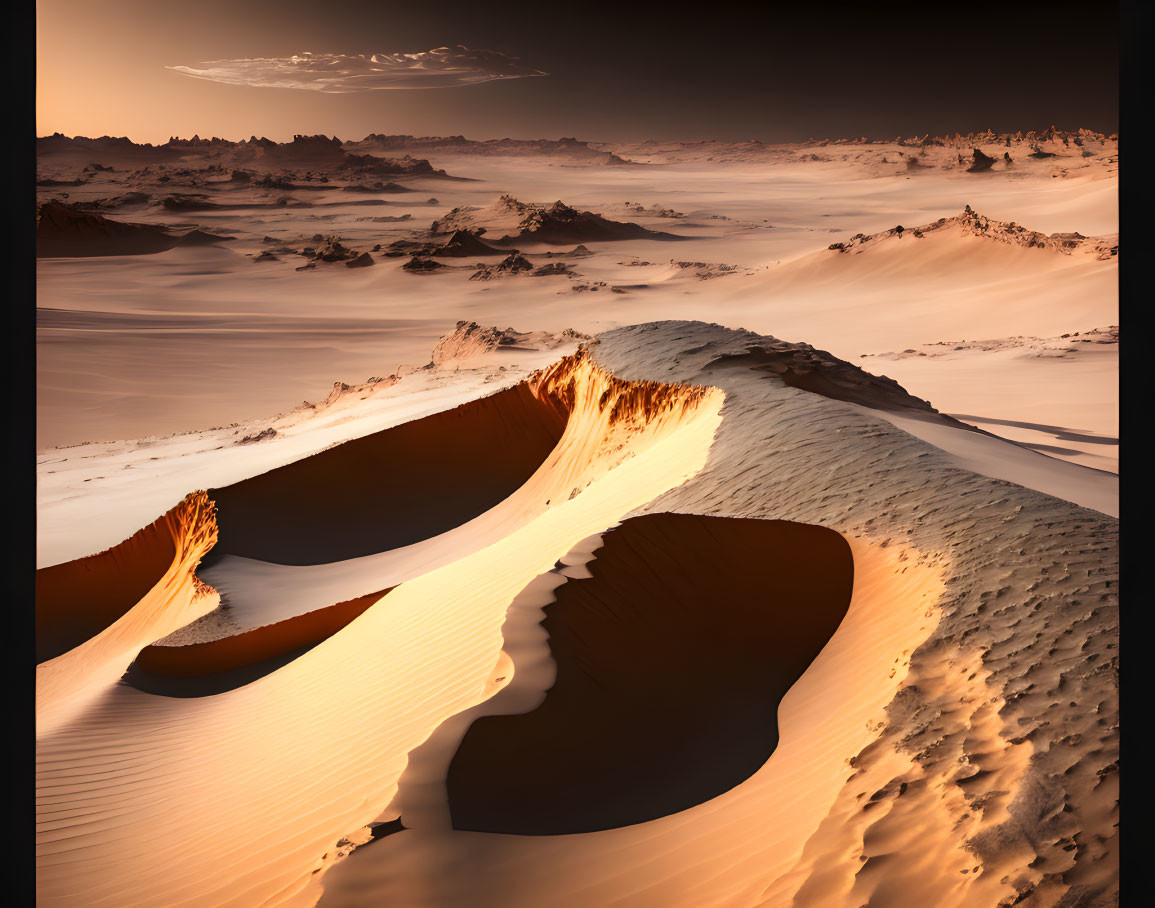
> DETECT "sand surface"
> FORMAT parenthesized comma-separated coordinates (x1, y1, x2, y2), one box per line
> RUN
(36, 129, 1118, 907)
(37, 133, 1117, 472)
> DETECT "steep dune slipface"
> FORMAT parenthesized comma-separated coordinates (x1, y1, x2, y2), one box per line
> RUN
(36, 492, 219, 734)
(36, 508, 180, 664)
(447, 514, 854, 835)
(208, 382, 568, 565)
(36, 356, 726, 908)
(321, 535, 944, 908)
(323, 322, 1116, 908)
(128, 588, 393, 696)
(34, 324, 1117, 908)
(192, 350, 720, 634)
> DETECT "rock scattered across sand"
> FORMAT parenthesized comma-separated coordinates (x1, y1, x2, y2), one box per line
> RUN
(432, 194, 687, 245)
(431, 321, 591, 364)
(827, 206, 1118, 258)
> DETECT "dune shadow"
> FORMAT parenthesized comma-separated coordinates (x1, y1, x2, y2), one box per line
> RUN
(446, 513, 854, 835)
(36, 503, 182, 664)
(207, 383, 568, 566)
(122, 587, 389, 697)
(123, 644, 315, 697)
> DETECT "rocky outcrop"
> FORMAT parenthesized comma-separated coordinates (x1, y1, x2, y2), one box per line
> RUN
(826, 206, 1118, 259)
(433, 195, 685, 245)
(385, 229, 503, 258)
(470, 252, 534, 280)
(966, 148, 996, 172)
(402, 256, 444, 272)
(36, 202, 233, 257)
(430, 321, 591, 364)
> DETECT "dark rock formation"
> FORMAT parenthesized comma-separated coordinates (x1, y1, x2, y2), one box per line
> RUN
(967, 148, 996, 172)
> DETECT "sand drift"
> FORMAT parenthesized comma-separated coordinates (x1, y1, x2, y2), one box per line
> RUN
(36, 323, 1117, 908)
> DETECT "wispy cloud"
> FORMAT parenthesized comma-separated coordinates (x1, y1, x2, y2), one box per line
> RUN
(166, 46, 547, 92)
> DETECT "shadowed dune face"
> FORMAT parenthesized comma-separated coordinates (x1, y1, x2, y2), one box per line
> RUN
(446, 513, 854, 835)
(36, 494, 214, 664)
(36, 492, 220, 735)
(127, 587, 392, 696)
(209, 383, 569, 565)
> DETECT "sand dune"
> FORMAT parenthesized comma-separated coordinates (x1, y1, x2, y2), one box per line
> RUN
(36, 491, 219, 735)
(322, 535, 944, 908)
(207, 382, 567, 565)
(34, 115, 1119, 908)
(128, 588, 391, 696)
(733, 206, 1117, 347)
(36, 502, 182, 664)
(35, 321, 1116, 907)
(36, 138, 1115, 452)
(319, 323, 1114, 907)
(447, 513, 853, 835)
(36, 343, 726, 907)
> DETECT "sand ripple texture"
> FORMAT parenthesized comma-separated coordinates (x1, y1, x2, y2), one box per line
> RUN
(37, 322, 1116, 908)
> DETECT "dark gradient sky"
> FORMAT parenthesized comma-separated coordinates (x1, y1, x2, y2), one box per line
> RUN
(37, 0, 1119, 144)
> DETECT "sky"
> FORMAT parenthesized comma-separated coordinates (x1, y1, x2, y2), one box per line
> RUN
(36, 0, 1120, 145)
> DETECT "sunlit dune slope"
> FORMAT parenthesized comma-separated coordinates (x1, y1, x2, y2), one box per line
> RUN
(327, 323, 1116, 908)
(733, 208, 1117, 349)
(34, 322, 1117, 908)
(191, 350, 721, 635)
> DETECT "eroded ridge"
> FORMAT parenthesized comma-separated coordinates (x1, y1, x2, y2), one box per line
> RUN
(828, 206, 1118, 259)
(37, 492, 220, 735)
(36, 491, 218, 664)
(446, 513, 854, 835)
(207, 382, 568, 565)
(529, 347, 717, 459)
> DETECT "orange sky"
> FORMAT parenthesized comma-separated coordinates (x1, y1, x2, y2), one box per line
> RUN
(35, 0, 558, 144)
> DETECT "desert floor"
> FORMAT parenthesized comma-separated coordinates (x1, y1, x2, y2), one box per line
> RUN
(35, 132, 1118, 908)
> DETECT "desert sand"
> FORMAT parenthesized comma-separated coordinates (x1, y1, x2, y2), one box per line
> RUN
(36, 128, 1118, 907)
(37, 129, 1116, 468)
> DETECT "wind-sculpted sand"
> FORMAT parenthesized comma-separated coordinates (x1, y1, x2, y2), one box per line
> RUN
(36, 491, 219, 734)
(129, 587, 393, 696)
(206, 381, 568, 564)
(35, 317, 1116, 908)
(35, 122, 1118, 907)
(446, 514, 855, 836)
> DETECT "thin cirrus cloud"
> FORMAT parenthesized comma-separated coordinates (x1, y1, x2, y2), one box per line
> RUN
(165, 46, 548, 93)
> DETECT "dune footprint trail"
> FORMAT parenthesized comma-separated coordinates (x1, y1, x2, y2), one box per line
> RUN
(35, 353, 725, 908)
